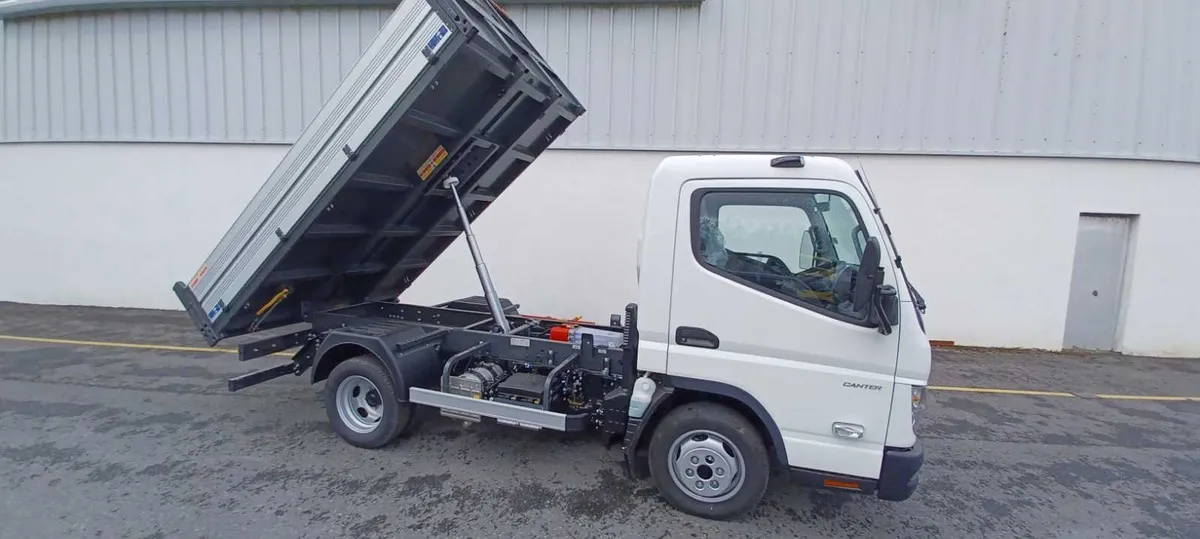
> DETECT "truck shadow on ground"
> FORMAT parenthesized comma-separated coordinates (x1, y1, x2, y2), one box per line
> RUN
(352, 404, 898, 535)
(340, 393, 1200, 538)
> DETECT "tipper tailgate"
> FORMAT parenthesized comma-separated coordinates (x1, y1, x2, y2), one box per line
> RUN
(173, 0, 584, 345)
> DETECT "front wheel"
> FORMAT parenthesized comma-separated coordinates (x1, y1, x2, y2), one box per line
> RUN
(647, 402, 770, 520)
(323, 355, 413, 448)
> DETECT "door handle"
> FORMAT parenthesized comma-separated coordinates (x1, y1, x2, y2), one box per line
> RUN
(676, 326, 720, 349)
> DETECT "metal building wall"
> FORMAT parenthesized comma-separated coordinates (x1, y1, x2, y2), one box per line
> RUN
(0, 6, 393, 143)
(521, 0, 1200, 163)
(2, 0, 1198, 163)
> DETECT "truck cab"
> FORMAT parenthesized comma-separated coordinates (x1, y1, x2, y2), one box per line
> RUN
(626, 153, 930, 517)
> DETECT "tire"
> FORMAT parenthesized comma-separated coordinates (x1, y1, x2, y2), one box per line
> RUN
(647, 402, 770, 520)
(323, 355, 414, 449)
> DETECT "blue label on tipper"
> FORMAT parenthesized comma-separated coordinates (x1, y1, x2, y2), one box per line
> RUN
(423, 24, 451, 58)
(207, 300, 225, 322)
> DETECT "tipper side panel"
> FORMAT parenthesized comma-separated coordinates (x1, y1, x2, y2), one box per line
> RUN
(173, 0, 585, 344)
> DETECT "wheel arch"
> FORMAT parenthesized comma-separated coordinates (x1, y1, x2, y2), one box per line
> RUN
(627, 376, 789, 475)
(310, 328, 442, 402)
(310, 332, 410, 401)
(311, 342, 377, 384)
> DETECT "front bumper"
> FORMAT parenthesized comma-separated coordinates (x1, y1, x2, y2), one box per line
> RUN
(876, 439, 924, 501)
(785, 438, 925, 500)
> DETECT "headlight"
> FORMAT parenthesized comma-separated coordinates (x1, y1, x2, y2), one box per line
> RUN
(911, 385, 927, 427)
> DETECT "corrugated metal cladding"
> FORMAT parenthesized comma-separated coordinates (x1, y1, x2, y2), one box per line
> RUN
(1, 6, 395, 143)
(2, 0, 1199, 163)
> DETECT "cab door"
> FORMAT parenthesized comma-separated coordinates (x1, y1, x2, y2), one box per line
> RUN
(665, 177, 901, 480)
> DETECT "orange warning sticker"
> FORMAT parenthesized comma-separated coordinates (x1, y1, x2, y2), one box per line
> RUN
(189, 265, 208, 289)
(417, 145, 449, 181)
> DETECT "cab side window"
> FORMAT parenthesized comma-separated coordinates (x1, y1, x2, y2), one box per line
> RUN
(692, 189, 871, 323)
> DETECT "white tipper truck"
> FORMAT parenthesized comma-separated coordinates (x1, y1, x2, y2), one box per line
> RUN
(174, 0, 931, 520)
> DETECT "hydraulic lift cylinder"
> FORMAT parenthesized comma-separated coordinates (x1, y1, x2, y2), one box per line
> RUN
(444, 176, 512, 333)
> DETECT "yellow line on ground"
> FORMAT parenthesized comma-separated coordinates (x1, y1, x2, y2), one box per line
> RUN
(1092, 394, 1200, 402)
(928, 385, 1078, 398)
(0, 334, 238, 354)
(0, 334, 292, 358)
(2, 334, 1198, 401)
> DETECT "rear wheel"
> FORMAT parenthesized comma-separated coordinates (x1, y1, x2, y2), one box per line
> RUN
(323, 355, 413, 448)
(647, 402, 770, 520)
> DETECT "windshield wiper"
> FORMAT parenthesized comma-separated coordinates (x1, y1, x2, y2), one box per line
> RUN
(855, 166, 925, 315)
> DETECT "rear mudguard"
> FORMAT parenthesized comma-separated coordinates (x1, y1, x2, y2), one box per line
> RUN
(311, 324, 442, 400)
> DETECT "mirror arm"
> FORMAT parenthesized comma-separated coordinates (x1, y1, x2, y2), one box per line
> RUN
(872, 294, 893, 336)
(869, 266, 898, 336)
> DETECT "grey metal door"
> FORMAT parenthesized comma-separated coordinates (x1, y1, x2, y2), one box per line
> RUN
(1062, 214, 1134, 351)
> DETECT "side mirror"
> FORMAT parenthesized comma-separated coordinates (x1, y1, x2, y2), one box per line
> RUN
(851, 225, 865, 257)
(852, 237, 882, 312)
(799, 229, 815, 269)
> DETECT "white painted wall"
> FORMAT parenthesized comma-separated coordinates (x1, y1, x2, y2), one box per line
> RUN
(1, 142, 1196, 358)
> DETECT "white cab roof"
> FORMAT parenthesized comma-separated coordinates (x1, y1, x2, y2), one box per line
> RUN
(650, 153, 863, 191)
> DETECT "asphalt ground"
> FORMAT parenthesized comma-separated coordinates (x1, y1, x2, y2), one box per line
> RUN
(0, 302, 1197, 538)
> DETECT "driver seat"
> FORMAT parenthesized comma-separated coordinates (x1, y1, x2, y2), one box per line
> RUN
(697, 216, 730, 268)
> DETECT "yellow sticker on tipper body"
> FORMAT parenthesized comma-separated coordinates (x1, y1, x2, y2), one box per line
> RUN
(417, 145, 449, 181)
